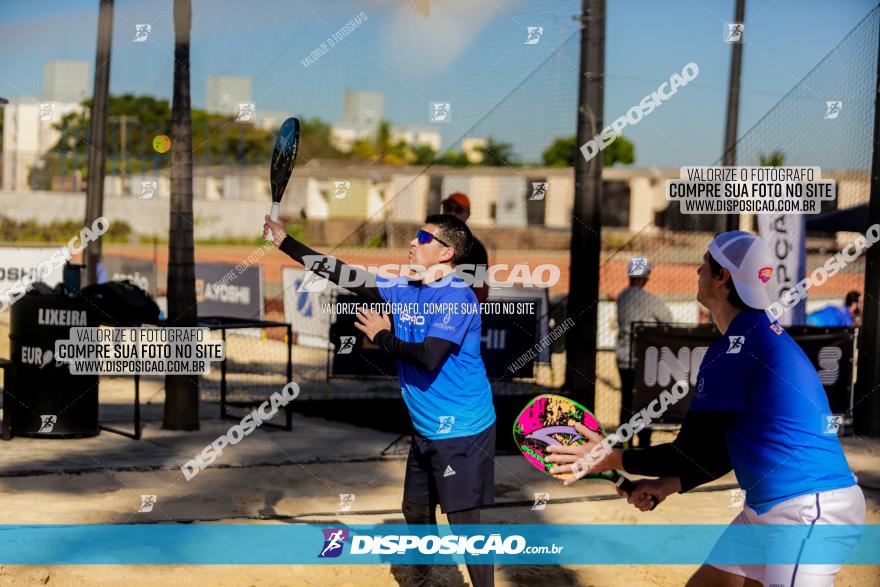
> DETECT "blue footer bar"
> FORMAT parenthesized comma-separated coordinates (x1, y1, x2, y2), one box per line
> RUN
(0, 524, 877, 565)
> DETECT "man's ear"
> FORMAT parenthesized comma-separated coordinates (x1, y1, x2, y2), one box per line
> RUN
(718, 268, 733, 288)
(441, 246, 455, 264)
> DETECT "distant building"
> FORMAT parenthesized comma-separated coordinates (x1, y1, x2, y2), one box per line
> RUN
(340, 91, 383, 127)
(331, 91, 384, 151)
(1, 99, 84, 192)
(390, 126, 442, 152)
(206, 76, 252, 118)
(43, 61, 89, 103)
(330, 91, 441, 153)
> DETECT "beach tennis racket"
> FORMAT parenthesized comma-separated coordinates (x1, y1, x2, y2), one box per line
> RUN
(265, 117, 301, 241)
(513, 394, 657, 508)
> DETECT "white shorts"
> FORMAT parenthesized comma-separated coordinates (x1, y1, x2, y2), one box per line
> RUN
(710, 484, 866, 587)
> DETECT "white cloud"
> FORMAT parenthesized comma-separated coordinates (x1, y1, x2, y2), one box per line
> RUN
(378, 0, 523, 79)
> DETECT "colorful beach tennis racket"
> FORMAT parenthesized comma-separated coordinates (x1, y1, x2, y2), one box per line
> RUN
(513, 394, 657, 508)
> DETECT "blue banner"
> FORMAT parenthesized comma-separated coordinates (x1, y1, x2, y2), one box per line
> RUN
(0, 524, 877, 565)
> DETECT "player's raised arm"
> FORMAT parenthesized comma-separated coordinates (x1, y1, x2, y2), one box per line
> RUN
(264, 215, 383, 302)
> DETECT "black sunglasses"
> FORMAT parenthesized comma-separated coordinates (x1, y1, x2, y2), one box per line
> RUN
(416, 229, 450, 247)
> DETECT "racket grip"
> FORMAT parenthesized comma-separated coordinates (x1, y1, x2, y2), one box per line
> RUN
(265, 202, 281, 241)
(616, 475, 660, 510)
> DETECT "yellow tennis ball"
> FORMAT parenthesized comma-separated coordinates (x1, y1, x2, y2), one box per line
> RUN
(153, 134, 171, 153)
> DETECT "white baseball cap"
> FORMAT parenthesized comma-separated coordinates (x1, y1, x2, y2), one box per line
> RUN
(707, 231, 774, 310)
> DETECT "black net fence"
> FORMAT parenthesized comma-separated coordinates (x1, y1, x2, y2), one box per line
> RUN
(0, 1, 875, 435)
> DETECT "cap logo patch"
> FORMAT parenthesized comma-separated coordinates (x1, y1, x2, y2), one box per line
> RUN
(758, 267, 773, 283)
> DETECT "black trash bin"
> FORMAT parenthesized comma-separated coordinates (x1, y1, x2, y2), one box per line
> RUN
(7, 292, 100, 438)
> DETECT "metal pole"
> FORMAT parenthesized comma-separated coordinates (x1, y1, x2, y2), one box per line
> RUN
(718, 0, 745, 234)
(853, 18, 880, 436)
(84, 0, 114, 285)
(109, 115, 139, 192)
(564, 0, 604, 410)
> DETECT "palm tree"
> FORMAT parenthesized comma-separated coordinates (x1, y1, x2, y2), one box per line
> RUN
(759, 150, 785, 167)
(163, 0, 199, 430)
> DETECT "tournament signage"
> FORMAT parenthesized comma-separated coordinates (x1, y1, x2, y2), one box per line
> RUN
(479, 293, 542, 378)
(488, 287, 550, 364)
(0, 247, 65, 294)
(98, 256, 156, 295)
(631, 323, 854, 423)
(195, 262, 262, 320)
(758, 214, 807, 325)
(329, 292, 542, 380)
(281, 267, 338, 349)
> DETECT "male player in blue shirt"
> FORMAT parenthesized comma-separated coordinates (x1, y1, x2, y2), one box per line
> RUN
(806, 290, 861, 327)
(265, 213, 496, 587)
(548, 231, 865, 587)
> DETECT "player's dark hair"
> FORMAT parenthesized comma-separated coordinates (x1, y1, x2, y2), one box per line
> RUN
(845, 290, 860, 307)
(424, 213, 472, 266)
(707, 253, 750, 310)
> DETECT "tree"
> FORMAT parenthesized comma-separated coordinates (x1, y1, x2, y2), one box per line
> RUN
(350, 136, 376, 161)
(375, 120, 392, 156)
(410, 143, 437, 165)
(436, 148, 469, 167)
(476, 137, 516, 166)
(759, 150, 785, 167)
(298, 117, 343, 162)
(604, 135, 634, 166)
(541, 134, 635, 167)
(163, 0, 199, 431)
(45, 94, 285, 174)
(541, 136, 577, 167)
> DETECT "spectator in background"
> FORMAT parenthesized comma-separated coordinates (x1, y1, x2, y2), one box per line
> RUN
(441, 192, 490, 303)
(806, 290, 861, 327)
(616, 257, 673, 447)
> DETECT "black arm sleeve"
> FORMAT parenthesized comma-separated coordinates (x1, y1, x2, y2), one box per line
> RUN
(621, 410, 734, 493)
(374, 331, 457, 371)
(279, 234, 382, 302)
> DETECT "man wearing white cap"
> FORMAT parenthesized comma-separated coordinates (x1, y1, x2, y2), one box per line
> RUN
(615, 256, 673, 447)
(548, 231, 865, 587)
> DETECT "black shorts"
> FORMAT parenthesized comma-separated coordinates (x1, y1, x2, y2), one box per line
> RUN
(403, 422, 496, 514)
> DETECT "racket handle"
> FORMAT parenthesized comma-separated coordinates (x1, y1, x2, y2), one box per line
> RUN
(265, 202, 281, 241)
(615, 475, 659, 510)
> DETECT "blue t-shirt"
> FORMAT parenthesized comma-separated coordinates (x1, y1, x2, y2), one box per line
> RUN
(690, 309, 856, 514)
(378, 273, 495, 440)
(806, 305, 853, 327)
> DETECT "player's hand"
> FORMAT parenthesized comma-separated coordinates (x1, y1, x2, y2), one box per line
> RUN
(264, 215, 287, 246)
(623, 477, 679, 511)
(354, 308, 392, 342)
(545, 420, 620, 486)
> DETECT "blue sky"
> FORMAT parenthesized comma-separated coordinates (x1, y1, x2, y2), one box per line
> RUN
(1, 0, 876, 166)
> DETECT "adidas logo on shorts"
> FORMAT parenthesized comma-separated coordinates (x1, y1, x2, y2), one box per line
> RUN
(443, 465, 456, 478)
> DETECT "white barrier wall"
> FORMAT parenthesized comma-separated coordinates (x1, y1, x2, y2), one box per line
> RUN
(0, 191, 268, 240)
